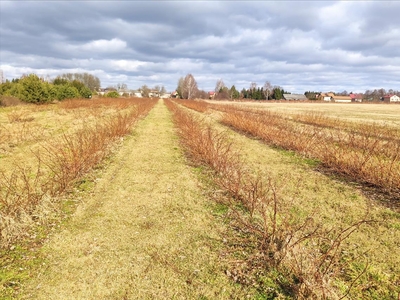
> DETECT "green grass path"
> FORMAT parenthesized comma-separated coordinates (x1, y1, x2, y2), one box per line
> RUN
(20, 100, 246, 299)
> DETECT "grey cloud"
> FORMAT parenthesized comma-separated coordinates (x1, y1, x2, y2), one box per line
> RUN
(1, 1, 399, 93)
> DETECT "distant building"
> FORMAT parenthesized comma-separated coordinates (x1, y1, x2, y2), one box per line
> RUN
(171, 91, 179, 98)
(283, 94, 307, 101)
(133, 91, 143, 98)
(349, 93, 363, 102)
(383, 94, 400, 102)
(98, 87, 117, 96)
(332, 95, 352, 103)
(148, 90, 160, 98)
(118, 89, 133, 97)
(319, 92, 335, 101)
(159, 92, 171, 99)
(0, 69, 4, 83)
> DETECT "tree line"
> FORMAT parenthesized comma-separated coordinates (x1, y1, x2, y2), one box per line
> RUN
(304, 89, 400, 101)
(0, 73, 100, 104)
(175, 75, 288, 100)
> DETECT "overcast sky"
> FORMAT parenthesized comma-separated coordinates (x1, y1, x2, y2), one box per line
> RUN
(1, 1, 400, 93)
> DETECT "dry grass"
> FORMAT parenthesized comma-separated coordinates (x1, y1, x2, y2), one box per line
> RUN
(2, 99, 399, 298)
(167, 100, 378, 298)
(0, 98, 157, 249)
(209, 100, 400, 125)
(173, 99, 400, 299)
(202, 103, 400, 197)
(18, 100, 249, 299)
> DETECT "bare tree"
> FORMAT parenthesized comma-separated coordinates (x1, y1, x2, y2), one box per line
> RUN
(263, 81, 272, 100)
(152, 85, 166, 97)
(215, 79, 226, 93)
(140, 85, 150, 98)
(176, 77, 184, 98)
(59, 72, 101, 91)
(181, 74, 198, 99)
(117, 83, 128, 91)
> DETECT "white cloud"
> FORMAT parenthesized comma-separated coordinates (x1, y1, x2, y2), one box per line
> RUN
(60, 38, 127, 53)
(110, 60, 147, 72)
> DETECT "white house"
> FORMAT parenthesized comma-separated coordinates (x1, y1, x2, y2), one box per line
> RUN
(383, 94, 400, 102)
(159, 93, 171, 99)
(118, 89, 133, 97)
(319, 92, 335, 101)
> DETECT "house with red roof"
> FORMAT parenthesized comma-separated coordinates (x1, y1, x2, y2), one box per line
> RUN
(383, 94, 400, 102)
(349, 93, 363, 102)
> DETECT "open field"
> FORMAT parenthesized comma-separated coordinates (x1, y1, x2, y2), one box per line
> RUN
(0, 98, 157, 248)
(208, 101, 400, 126)
(177, 99, 400, 298)
(1, 99, 399, 299)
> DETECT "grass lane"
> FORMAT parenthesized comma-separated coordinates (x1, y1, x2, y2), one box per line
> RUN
(19, 100, 248, 299)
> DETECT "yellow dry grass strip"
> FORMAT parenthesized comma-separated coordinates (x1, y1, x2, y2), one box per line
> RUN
(208, 101, 400, 126)
(19, 100, 246, 299)
(178, 102, 399, 297)
(209, 113, 400, 297)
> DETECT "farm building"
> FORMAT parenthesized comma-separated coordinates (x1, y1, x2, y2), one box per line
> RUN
(283, 94, 308, 100)
(159, 92, 171, 99)
(383, 94, 400, 102)
(350, 93, 363, 102)
(319, 92, 335, 101)
(118, 89, 133, 97)
(97, 87, 117, 96)
(332, 96, 352, 103)
(133, 91, 143, 97)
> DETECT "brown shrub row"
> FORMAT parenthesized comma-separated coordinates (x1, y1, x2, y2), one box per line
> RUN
(174, 99, 210, 113)
(59, 97, 145, 110)
(165, 99, 369, 299)
(0, 98, 157, 247)
(208, 104, 400, 194)
(292, 111, 400, 142)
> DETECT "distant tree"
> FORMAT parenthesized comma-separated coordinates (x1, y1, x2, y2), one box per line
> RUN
(117, 83, 128, 91)
(0, 81, 14, 95)
(263, 81, 272, 100)
(197, 90, 209, 99)
(58, 72, 101, 91)
(71, 80, 92, 98)
(241, 88, 248, 99)
(181, 74, 198, 99)
(304, 91, 319, 100)
(377, 88, 386, 99)
(153, 85, 166, 96)
(272, 86, 283, 100)
(19, 74, 50, 103)
(57, 85, 80, 100)
(176, 77, 184, 98)
(254, 87, 262, 100)
(229, 85, 240, 100)
(215, 79, 226, 93)
(106, 91, 119, 98)
(140, 85, 150, 98)
(215, 87, 229, 100)
(53, 77, 70, 86)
